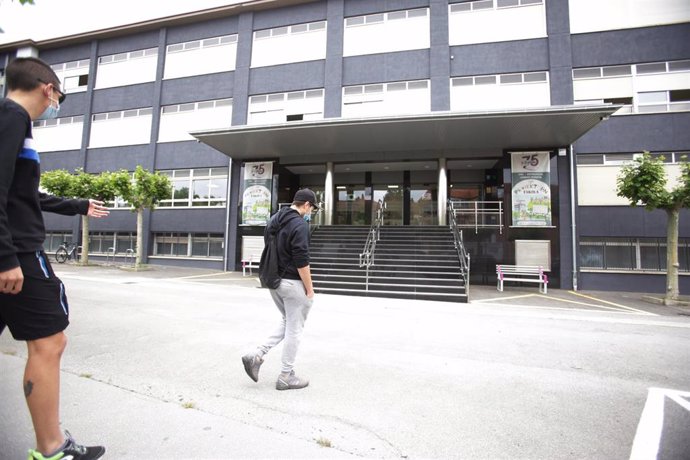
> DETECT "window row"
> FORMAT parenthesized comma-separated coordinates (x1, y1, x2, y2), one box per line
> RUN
(580, 237, 690, 273)
(152, 233, 224, 259)
(44, 232, 224, 260)
(450, 0, 543, 13)
(158, 168, 228, 208)
(573, 59, 690, 115)
(452, 71, 547, 86)
(576, 152, 688, 166)
(573, 60, 690, 80)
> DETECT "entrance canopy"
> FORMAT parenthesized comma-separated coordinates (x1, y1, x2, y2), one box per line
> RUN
(192, 105, 619, 162)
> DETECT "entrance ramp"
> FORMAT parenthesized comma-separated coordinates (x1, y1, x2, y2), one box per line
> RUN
(311, 226, 468, 302)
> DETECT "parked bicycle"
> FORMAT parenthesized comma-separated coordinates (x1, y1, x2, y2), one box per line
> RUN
(55, 241, 80, 264)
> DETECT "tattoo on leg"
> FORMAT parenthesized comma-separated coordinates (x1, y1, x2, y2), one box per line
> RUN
(24, 380, 34, 398)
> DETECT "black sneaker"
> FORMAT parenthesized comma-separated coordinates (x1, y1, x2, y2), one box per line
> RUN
(27, 430, 105, 460)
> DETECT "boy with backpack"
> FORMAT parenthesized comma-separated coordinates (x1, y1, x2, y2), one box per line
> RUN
(242, 189, 318, 390)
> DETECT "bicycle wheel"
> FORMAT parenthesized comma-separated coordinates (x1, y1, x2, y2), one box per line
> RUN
(55, 247, 68, 263)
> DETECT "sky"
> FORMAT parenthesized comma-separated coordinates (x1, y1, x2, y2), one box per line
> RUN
(0, 0, 243, 45)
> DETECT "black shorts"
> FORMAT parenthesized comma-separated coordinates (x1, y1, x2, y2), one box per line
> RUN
(0, 251, 70, 341)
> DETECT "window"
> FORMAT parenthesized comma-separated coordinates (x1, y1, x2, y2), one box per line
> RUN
(31, 115, 85, 152)
(577, 152, 686, 166)
(449, 0, 545, 46)
(638, 90, 690, 113)
(248, 89, 324, 125)
(570, 0, 690, 34)
(50, 59, 90, 93)
(152, 233, 224, 259)
(451, 71, 550, 111)
(89, 107, 153, 148)
(158, 98, 233, 142)
(96, 47, 158, 89)
(44, 231, 72, 252)
(573, 60, 690, 114)
(157, 168, 228, 208)
(85, 232, 135, 254)
(580, 237, 690, 273)
(164, 35, 238, 79)
(342, 80, 430, 118)
(344, 8, 430, 56)
(251, 21, 327, 67)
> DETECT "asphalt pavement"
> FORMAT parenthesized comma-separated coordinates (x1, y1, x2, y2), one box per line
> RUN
(1, 263, 689, 459)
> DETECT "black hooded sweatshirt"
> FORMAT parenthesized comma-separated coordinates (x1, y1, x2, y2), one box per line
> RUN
(0, 98, 89, 272)
(264, 206, 310, 280)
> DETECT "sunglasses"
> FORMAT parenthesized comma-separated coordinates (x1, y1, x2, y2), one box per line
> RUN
(37, 78, 66, 104)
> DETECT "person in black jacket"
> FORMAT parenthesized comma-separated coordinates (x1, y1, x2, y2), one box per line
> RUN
(242, 189, 318, 390)
(0, 57, 108, 460)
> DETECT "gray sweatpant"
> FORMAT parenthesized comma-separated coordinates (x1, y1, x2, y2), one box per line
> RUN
(258, 278, 314, 374)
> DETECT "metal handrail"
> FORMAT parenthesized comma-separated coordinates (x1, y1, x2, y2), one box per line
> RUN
(448, 201, 471, 297)
(448, 199, 503, 234)
(359, 199, 385, 290)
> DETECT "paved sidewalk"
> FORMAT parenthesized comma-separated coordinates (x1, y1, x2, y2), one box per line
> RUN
(1, 264, 689, 459)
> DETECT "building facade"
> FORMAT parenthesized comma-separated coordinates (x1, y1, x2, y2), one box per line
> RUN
(1, 0, 689, 294)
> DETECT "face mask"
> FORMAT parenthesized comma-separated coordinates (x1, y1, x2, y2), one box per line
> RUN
(37, 95, 60, 120)
(303, 213, 312, 223)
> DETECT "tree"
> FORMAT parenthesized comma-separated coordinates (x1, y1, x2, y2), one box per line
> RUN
(117, 166, 172, 269)
(41, 169, 122, 265)
(617, 152, 690, 305)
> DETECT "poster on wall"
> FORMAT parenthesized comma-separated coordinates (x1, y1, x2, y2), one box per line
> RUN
(241, 161, 273, 225)
(510, 152, 552, 227)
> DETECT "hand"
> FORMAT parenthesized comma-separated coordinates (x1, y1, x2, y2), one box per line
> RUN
(87, 199, 110, 218)
(306, 289, 315, 299)
(0, 266, 24, 294)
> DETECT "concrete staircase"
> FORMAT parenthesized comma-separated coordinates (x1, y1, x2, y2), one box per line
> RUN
(310, 225, 468, 302)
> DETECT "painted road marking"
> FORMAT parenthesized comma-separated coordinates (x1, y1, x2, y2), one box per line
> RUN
(630, 388, 690, 460)
(473, 291, 657, 315)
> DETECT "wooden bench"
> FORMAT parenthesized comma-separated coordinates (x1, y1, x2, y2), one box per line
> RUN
(241, 236, 264, 276)
(496, 265, 548, 294)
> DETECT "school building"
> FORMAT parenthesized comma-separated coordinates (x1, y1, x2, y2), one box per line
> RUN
(1, 0, 689, 300)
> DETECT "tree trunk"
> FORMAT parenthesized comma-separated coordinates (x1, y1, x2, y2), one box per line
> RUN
(136, 208, 144, 269)
(664, 207, 680, 305)
(81, 215, 89, 265)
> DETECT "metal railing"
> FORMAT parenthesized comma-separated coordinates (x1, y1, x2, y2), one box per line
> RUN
(448, 202, 471, 296)
(359, 199, 385, 290)
(448, 199, 503, 234)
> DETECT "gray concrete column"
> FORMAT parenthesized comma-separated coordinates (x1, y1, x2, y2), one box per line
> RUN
(438, 158, 447, 225)
(324, 161, 334, 225)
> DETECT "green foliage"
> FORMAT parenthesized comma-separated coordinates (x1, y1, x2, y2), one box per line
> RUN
(118, 166, 172, 212)
(40, 169, 74, 197)
(616, 152, 673, 210)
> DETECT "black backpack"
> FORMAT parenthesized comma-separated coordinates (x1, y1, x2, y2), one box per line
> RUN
(258, 225, 282, 289)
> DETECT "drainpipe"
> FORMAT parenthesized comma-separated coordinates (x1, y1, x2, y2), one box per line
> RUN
(569, 145, 578, 291)
(223, 158, 233, 272)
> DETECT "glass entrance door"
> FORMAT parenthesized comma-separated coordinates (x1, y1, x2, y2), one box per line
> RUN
(335, 185, 366, 225)
(373, 185, 403, 225)
(410, 185, 437, 225)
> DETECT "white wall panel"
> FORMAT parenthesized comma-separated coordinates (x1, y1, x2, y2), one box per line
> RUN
(578, 164, 683, 205)
(573, 77, 635, 100)
(165, 44, 237, 79)
(451, 82, 550, 111)
(449, 4, 546, 46)
(251, 28, 326, 67)
(32, 123, 83, 152)
(89, 115, 152, 148)
(96, 55, 157, 89)
(344, 11, 429, 57)
(570, 0, 690, 34)
(635, 72, 690, 92)
(158, 106, 233, 143)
